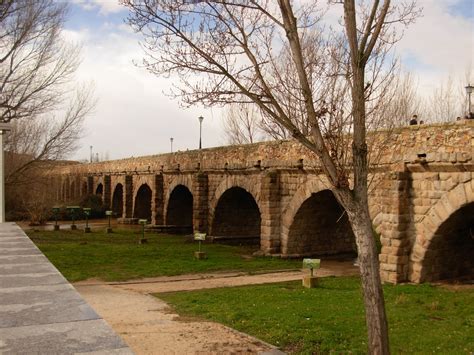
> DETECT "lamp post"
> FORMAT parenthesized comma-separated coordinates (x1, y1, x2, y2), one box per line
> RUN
(198, 115, 204, 149)
(465, 84, 473, 119)
(0, 122, 12, 223)
(170, 137, 174, 153)
(90, 145, 93, 163)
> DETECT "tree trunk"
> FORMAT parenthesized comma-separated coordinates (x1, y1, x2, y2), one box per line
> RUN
(339, 192, 390, 354)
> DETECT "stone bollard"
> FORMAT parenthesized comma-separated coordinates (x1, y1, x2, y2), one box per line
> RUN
(302, 258, 320, 288)
(194, 232, 207, 260)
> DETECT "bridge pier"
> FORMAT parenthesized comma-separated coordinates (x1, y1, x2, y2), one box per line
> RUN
(193, 172, 209, 234)
(87, 176, 94, 195)
(260, 170, 281, 254)
(378, 171, 412, 283)
(153, 174, 164, 225)
(124, 175, 133, 218)
(103, 175, 111, 209)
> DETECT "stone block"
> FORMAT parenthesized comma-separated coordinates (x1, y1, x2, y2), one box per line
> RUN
(302, 275, 318, 288)
(194, 251, 207, 260)
(464, 182, 474, 202)
(411, 244, 425, 261)
(387, 273, 399, 284)
(449, 184, 467, 207)
(380, 270, 390, 282)
(382, 263, 397, 272)
(390, 238, 408, 248)
(414, 205, 430, 215)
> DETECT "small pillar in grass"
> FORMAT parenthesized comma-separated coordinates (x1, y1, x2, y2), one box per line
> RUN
(193, 232, 207, 259)
(302, 258, 320, 288)
(52, 207, 60, 231)
(67, 206, 80, 230)
(83, 208, 91, 233)
(138, 219, 147, 244)
(105, 210, 113, 233)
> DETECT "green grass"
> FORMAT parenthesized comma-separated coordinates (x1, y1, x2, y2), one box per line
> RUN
(157, 277, 474, 354)
(27, 229, 301, 282)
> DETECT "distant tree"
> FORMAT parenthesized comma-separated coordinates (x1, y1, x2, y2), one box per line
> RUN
(223, 103, 266, 144)
(424, 74, 467, 122)
(125, 1, 420, 352)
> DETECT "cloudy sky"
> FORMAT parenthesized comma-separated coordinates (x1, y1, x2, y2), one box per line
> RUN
(64, 0, 473, 161)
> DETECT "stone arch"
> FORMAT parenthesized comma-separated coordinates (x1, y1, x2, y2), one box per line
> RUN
(210, 185, 261, 245)
(281, 178, 328, 254)
(112, 183, 124, 218)
(209, 175, 262, 222)
(95, 183, 103, 196)
(166, 184, 193, 228)
(410, 181, 474, 283)
(164, 175, 193, 217)
(282, 182, 356, 257)
(133, 183, 152, 221)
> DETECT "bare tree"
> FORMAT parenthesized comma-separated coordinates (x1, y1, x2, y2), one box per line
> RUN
(0, 0, 80, 123)
(223, 102, 266, 144)
(5, 86, 95, 186)
(124, 1, 419, 352)
(424, 74, 467, 122)
(1, 0, 95, 222)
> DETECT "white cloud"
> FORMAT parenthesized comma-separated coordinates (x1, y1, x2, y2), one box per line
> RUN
(72, 0, 125, 15)
(395, 0, 474, 90)
(67, 25, 223, 161)
(65, 0, 473, 161)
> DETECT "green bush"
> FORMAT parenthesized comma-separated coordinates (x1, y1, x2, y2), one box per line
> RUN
(80, 194, 106, 219)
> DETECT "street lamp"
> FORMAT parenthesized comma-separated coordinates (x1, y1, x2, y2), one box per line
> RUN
(198, 115, 204, 149)
(465, 84, 473, 119)
(89, 145, 93, 163)
(170, 137, 174, 153)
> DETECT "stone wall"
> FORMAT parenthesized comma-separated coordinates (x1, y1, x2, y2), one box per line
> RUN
(53, 120, 473, 176)
(50, 120, 474, 284)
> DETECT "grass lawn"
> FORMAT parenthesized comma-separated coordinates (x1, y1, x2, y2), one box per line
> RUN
(27, 229, 301, 282)
(157, 276, 474, 354)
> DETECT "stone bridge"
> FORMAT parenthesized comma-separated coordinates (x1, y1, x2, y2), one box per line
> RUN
(51, 121, 474, 284)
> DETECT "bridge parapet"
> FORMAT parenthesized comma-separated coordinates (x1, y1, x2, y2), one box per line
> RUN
(54, 120, 472, 176)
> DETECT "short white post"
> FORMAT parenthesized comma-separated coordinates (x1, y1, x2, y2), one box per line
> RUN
(0, 122, 12, 223)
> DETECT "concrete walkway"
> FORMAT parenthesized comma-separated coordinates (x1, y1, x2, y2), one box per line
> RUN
(0, 223, 132, 354)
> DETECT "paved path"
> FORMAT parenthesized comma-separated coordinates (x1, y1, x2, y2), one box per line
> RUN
(0, 223, 132, 354)
(74, 262, 358, 354)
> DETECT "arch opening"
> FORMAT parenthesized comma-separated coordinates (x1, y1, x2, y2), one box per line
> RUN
(134, 184, 152, 221)
(95, 183, 103, 196)
(287, 190, 356, 257)
(421, 202, 474, 282)
(112, 184, 124, 218)
(166, 185, 193, 229)
(211, 187, 260, 245)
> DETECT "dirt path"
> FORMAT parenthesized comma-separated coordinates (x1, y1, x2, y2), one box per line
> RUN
(75, 261, 358, 355)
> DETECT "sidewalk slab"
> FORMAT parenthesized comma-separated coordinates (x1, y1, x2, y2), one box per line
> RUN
(0, 223, 133, 354)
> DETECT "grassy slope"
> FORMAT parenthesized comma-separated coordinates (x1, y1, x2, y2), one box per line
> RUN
(157, 277, 474, 354)
(28, 229, 301, 282)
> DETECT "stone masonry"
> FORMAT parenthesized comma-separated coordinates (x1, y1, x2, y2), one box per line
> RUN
(51, 120, 474, 284)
